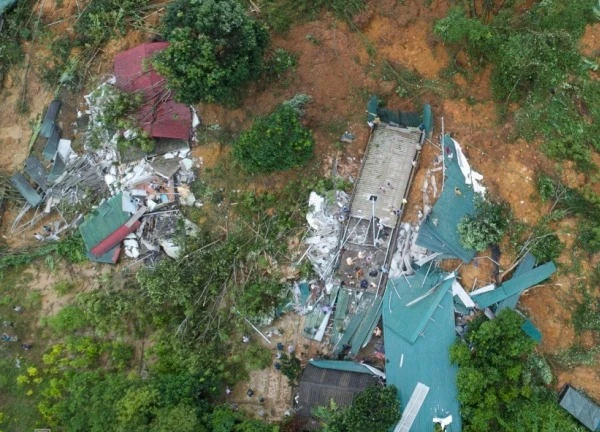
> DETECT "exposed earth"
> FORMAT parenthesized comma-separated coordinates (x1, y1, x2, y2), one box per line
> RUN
(0, 0, 598, 422)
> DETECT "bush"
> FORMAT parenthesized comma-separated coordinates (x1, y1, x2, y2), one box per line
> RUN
(529, 223, 562, 263)
(577, 220, 600, 254)
(458, 199, 512, 251)
(154, 0, 269, 105)
(47, 305, 90, 334)
(264, 48, 297, 79)
(233, 103, 314, 173)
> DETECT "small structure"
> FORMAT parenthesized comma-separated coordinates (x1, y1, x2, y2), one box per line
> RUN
(559, 385, 600, 431)
(383, 263, 462, 432)
(296, 360, 383, 419)
(78, 193, 144, 264)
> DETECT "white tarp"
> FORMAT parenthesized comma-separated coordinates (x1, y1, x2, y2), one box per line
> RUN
(451, 138, 486, 195)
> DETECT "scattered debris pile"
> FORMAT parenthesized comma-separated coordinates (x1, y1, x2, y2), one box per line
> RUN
(10, 43, 202, 264)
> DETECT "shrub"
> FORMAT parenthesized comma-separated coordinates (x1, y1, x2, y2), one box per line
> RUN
(458, 199, 512, 251)
(529, 223, 562, 263)
(577, 221, 600, 254)
(47, 305, 90, 334)
(264, 48, 297, 79)
(154, 0, 269, 105)
(233, 102, 314, 173)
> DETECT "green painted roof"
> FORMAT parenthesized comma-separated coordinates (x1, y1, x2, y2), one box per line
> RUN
(496, 252, 536, 311)
(385, 263, 454, 344)
(521, 319, 542, 343)
(309, 360, 379, 375)
(383, 274, 462, 432)
(349, 296, 382, 357)
(423, 104, 433, 135)
(471, 261, 556, 309)
(559, 385, 600, 431)
(10, 173, 42, 207)
(416, 135, 477, 262)
(79, 193, 129, 250)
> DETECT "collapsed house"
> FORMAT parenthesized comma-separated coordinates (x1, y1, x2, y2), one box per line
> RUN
(10, 43, 200, 264)
(296, 99, 559, 431)
(300, 98, 433, 357)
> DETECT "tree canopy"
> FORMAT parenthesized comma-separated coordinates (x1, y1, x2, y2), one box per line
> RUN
(153, 0, 269, 105)
(451, 310, 585, 432)
(233, 100, 314, 173)
(316, 385, 401, 432)
(458, 198, 511, 251)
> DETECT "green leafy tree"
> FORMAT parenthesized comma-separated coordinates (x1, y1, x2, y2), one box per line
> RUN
(153, 0, 269, 105)
(451, 310, 584, 432)
(458, 199, 512, 251)
(233, 103, 314, 173)
(317, 385, 401, 432)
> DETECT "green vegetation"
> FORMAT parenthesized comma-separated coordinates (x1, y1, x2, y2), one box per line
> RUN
(435, 1, 600, 171)
(264, 48, 298, 80)
(233, 98, 314, 173)
(451, 310, 585, 432)
(249, 0, 365, 33)
(0, 0, 32, 81)
(553, 344, 599, 369)
(458, 198, 511, 251)
(154, 0, 269, 105)
(315, 385, 401, 432)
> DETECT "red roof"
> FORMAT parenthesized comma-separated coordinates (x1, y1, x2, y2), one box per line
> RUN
(90, 220, 142, 257)
(114, 43, 191, 141)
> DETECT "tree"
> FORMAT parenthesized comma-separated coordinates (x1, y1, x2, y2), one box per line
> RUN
(458, 198, 511, 251)
(233, 101, 314, 173)
(153, 0, 268, 105)
(316, 385, 401, 432)
(451, 310, 585, 432)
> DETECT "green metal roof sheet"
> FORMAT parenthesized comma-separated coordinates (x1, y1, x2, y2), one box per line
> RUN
(47, 153, 66, 184)
(10, 173, 42, 207)
(349, 296, 382, 357)
(24, 156, 48, 191)
(385, 263, 454, 344)
(496, 252, 537, 311)
(86, 246, 120, 264)
(415, 135, 477, 263)
(40, 100, 61, 138)
(559, 385, 600, 431)
(43, 126, 61, 161)
(383, 281, 462, 432)
(521, 319, 542, 343)
(309, 360, 379, 375)
(471, 261, 556, 309)
(79, 193, 129, 250)
(422, 104, 433, 135)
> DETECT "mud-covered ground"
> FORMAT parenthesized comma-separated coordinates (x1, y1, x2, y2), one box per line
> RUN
(0, 0, 598, 416)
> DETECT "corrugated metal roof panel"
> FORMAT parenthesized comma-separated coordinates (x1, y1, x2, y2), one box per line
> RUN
(383, 280, 462, 432)
(471, 261, 556, 309)
(78, 193, 130, 250)
(415, 135, 477, 263)
(90, 220, 141, 257)
(24, 157, 48, 191)
(297, 364, 380, 418)
(496, 252, 537, 311)
(40, 99, 61, 138)
(559, 385, 600, 431)
(43, 125, 62, 161)
(385, 264, 453, 344)
(309, 360, 379, 375)
(10, 173, 42, 207)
